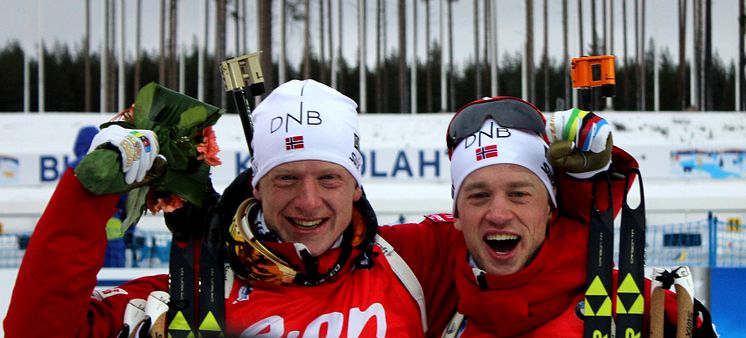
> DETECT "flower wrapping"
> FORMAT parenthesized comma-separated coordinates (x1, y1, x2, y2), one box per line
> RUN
(75, 82, 224, 231)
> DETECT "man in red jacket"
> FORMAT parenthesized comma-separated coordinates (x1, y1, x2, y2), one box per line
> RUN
(439, 97, 717, 337)
(4, 79, 457, 337)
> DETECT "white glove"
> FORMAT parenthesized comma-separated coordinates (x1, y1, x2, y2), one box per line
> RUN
(141, 291, 170, 337)
(546, 108, 611, 153)
(88, 125, 160, 184)
(545, 108, 613, 178)
(119, 298, 147, 338)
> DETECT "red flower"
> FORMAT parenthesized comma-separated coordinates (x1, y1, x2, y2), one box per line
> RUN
(111, 104, 135, 123)
(197, 126, 222, 166)
(146, 192, 185, 214)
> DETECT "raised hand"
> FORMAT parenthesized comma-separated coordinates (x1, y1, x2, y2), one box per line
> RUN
(88, 125, 160, 184)
(545, 108, 613, 177)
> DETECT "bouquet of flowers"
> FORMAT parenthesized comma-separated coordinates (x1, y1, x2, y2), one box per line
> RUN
(75, 82, 224, 232)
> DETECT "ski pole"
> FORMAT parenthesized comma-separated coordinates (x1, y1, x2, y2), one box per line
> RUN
(673, 266, 695, 338)
(649, 268, 671, 338)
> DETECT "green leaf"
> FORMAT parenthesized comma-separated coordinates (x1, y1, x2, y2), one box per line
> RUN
(134, 82, 223, 130)
(156, 163, 211, 206)
(74, 149, 129, 195)
(122, 186, 149, 231)
(178, 106, 209, 130)
(133, 83, 156, 129)
(162, 138, 193, 171)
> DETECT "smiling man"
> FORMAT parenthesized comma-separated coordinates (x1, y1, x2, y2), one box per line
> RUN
(217, 80, 429, 335)
(437, 97, 605, 337)
(453, 163, 552, 276)
(252, 160, 361, 257)
(448, 111, 558, 279)
(5, 79, 441, 337)
(440, 97, 718, 337)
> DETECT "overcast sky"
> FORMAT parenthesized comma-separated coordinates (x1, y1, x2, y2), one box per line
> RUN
(0, 0, 741, 70)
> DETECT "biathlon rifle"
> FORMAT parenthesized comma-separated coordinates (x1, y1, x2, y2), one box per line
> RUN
(220, 52, 266, 156)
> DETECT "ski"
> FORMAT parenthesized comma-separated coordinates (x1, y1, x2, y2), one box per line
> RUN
(198, 214, 226, 337)
(194, 52, 265, 338)
(615, 168, 646, 338)
(583, 172, 615, 338)
(166, 238, 197, 337)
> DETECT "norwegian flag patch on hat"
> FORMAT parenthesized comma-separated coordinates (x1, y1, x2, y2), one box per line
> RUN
(475, 145, 498, 161)
(285, 136, 305, 150)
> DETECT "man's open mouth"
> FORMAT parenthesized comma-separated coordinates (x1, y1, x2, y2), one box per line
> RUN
(484, 233, 520, 254)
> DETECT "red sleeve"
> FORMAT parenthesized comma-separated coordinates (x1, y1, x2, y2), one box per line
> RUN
(80, 274, 170, 337)
(556, 146, 639, 224)
(3, 169, 167, 337)
(378, 215, 462, 338)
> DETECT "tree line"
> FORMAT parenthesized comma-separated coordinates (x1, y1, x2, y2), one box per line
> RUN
(0, 38, 738, 113)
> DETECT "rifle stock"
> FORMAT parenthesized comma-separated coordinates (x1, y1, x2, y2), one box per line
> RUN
(220, 52, 265, 156)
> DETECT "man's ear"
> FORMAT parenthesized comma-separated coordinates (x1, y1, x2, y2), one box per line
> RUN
(453, 217, 464, 231)
(353, 185, 363, 202)
(253, 185, 262, 201)
(546, 205, 558, 237)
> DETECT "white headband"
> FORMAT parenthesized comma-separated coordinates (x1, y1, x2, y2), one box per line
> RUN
(250, 79, 362, 188)
(450, 119, 556, 211)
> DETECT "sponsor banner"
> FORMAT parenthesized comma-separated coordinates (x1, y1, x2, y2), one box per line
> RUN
(0, 155, 20, 185)
(5, 146, 746, 186)
(0, 153, 77, 186)
(185, 147, 452, 185)
(671, 149, 746, 179)
(3, 113, 746, 186)
(1, 148, 452, 186)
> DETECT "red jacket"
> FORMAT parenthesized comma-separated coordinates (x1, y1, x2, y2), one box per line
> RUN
(388, 147, 639, 338)
(446, 149, 712, 337)
(222, 242, 425, 337)
(379, 214, 462, 337)
(3, 170, 438, 337)
(450, 216, 684, 337)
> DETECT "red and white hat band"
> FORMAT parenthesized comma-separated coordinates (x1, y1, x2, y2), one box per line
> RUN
(250, 79, 363, 187)
(450, 119, 556, 208)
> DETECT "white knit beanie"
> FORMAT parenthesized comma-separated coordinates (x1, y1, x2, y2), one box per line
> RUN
(450, 119, 556, 210)
(250, 79, 362, 188)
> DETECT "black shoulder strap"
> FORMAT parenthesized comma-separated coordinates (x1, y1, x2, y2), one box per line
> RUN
(692, 298, 719, 338)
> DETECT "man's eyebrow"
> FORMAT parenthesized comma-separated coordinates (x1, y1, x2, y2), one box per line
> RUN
(462, 179, 536, 191)
(506, 180, 536, 189)
(461, 181, 489, 191)
(270, 170, 297, 177)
